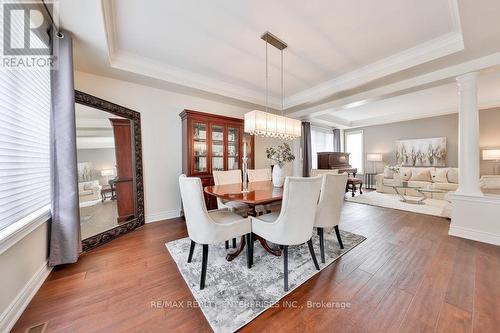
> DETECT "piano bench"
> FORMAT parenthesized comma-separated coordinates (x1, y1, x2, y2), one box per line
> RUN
(346, 178, 363, 197)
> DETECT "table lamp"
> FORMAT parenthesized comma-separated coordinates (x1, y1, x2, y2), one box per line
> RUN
(366, 153, 383, 173)
(101, 169, 115, 183)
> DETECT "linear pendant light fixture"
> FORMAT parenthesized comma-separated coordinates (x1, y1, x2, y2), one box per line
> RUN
(244, 32, 301, 140)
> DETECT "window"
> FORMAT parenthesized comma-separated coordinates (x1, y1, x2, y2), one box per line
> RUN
(311, 126, 334, 168)
(0, 68, 51, 232)
(345, 130, 364, 174)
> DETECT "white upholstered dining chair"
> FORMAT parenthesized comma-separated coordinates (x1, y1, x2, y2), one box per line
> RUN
(314, 173, 348, 263)
(247, 168, 281, 214)
(213, 170, 250, 248)
(179, 175, 252, 289)
(250, 176, 322, 291)
(247, 168, 272, 182)
(212, 170, 249, 217)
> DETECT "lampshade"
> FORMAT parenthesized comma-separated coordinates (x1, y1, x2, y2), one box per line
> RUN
(100, 169, 115, 177)
(366, 153, 383, 162)
(243, 32, 301, 140)
(244, 110, 301, 140)
(482, 149, 500, 161)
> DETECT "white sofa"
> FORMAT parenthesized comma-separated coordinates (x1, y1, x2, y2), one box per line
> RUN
(375, 167, 459, 199)
(78, 180, 102, 203)
(480, 175, 500, 195)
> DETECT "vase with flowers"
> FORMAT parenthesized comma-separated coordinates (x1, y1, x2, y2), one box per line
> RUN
(265, 143, 295, 187)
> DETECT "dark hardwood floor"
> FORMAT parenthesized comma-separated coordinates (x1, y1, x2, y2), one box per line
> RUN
(13, 202, 500, 333)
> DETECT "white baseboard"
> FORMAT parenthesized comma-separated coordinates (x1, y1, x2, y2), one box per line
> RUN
(449, 225, 500, 246)
(0, 261, 52, 333)
(145, 210, 181, 223)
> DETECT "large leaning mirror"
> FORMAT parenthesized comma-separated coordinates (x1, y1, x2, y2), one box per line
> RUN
(75, 90, 144, 251)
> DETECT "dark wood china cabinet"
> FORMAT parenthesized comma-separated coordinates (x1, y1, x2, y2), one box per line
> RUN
(180, 110, 254, 209)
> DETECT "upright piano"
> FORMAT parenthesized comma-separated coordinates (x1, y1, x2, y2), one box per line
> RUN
(317, 152, 357, 177)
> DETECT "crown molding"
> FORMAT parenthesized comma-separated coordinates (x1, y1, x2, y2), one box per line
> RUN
(342, 97, 500, 129)
(76, 136, 115, 149)
(101, 0, 118, 63)
(348, 107, 458, 129)
(306, 117, 351, 129)
(312, 114, 352, 128)
(100, 0, 465, 112)
(284, 31, 464, 108)
(109, 49, 282, 108)
(447, 0, 462, 33)
(288, 52, 500, 119)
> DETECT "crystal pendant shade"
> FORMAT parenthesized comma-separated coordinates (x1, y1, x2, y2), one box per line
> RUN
(244, 110, 301, 140)
(244, 32, 301, 140)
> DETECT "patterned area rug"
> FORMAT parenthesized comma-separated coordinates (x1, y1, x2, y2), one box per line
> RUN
(345, 191, 451, 218)
(166, 229, 366, 333)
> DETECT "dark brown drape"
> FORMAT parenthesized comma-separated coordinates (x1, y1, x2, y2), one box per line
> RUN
(302, 122, 312, 177)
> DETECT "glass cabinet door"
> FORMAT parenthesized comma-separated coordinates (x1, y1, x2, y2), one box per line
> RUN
(227, 127, 239, 170)
(211, 124, 224, 172)
(192, 122, 207, 173)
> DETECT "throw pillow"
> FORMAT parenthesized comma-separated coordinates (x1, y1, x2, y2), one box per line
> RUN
(447, 168, 459, 183)
(383, 166, 394, 179)
(410, 168, 432, 182)
(399, 167, 412, 181)
(431, 168, 448, 183)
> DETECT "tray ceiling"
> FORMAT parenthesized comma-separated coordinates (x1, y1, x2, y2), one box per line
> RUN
(60, 0, 500, 128)
(102, 0, 462, 108)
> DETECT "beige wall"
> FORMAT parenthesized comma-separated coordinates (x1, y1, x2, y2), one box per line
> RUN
(77, 148, 116, 185)
(480, 108, 500, 175)
(254, 136, 302, 177)
(346, 108, 500, 175)
(346, 114, 459, 173)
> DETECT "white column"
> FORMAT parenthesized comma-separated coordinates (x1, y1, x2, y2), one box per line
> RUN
(455, 72, 481, 196)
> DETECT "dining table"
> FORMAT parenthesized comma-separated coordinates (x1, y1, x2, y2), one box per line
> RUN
(204, 180, 283, 261)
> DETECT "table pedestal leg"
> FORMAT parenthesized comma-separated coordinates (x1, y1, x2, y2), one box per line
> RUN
(255, 235, 281, 256)
(249, 205, 281, 257)
(224, 205, 282, 261)
(226, 236, 246, 261)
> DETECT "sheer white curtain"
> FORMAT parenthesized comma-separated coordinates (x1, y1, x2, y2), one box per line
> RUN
(311, 126, 334, 169)
(345, 130, 364, 174)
